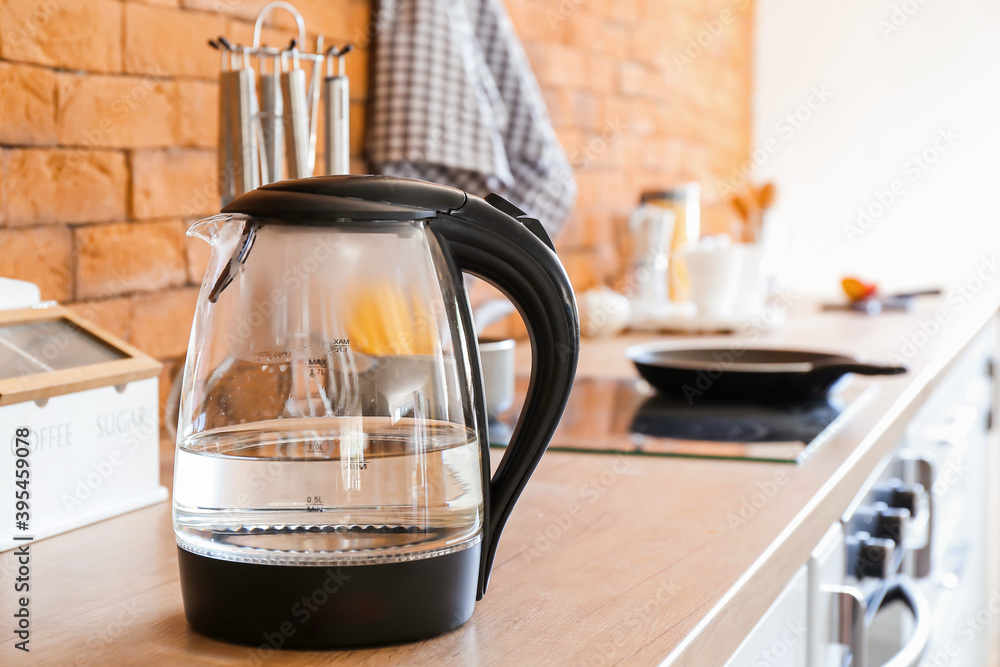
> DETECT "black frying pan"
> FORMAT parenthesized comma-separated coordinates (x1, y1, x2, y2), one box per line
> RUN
(626, 345, 907, 404)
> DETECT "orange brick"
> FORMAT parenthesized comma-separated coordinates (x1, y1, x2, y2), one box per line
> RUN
(522, 42, 546, 80)
(68, 297, 132, 341)
(542, 89, 574, 128)
(567, 14, 630, 59)
(344, 0, 372, 45)
(130, 287, 199, 359)
(349, 157, 369, 175)
(506, 0, 568, 43)
(562, 208, 618, 250)
(175, 79, 218, 149)
(597, 97, 631, 133)
(549, 45, 588, 89)
(75, 220, 188, 299)
(0, 227, 72, 301)
(639, 137, 666, 169)
(554, 212, 591, 249)
(0, 155, 7, 226)
(619, 62, 647, 96)
(268, 0, 363, 42)
(592, 0, 640, 22)
(661, 101, 704, 140)
(350, 101, 365, 156)
(503, 0, 536, 38)
(554, 127, 584, 164)
(56, 73, 176, 149)
(542, 88, 598, 130)
(625, 99, 655, 135)
(156, 359, 180, 434)
(344, 0, 384, 51)
(631, 23, 674, 68)
(157, 358, 180, 435)
(524, 0, 588, 44)
(639, 0, 675, 24)
(265, 0, 369, 43)
(4, 148, 128, 225)
(525, 43, 587, 90)
(180, 0, 271, 22)
(576, 124, 629, 174)
(583, 53, 616, 94)
(223, 18, 299, 53)
(662, 10, 715, 58)
(0, 62, 56, 145)
(124, 4, 226, 78)
(0, 0, 122, 73)
(572, 91, 599, 130)
(572, 169, 614, 210)
(559, 249, 602, 292)
(564, 12, 602, 49)
(131, 149, 220, 219)
(345, 46, 369, 100)
(600, 134, 629, 170)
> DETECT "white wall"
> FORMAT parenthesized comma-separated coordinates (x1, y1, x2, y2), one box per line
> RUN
(752, 0, 1000, 295)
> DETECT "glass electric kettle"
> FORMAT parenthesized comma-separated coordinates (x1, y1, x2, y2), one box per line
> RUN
(173, 175, 579, 648)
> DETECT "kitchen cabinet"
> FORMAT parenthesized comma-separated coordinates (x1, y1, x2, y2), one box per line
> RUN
(726, 565, 809, 666)
(722, 322, 996, 666)
(809, 523, 849, 666)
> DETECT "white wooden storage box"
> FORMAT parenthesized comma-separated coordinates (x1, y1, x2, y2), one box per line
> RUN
(0, 305, 167, 551)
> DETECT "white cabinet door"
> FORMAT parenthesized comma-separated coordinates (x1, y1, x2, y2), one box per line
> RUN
(808, 523, 849, 667)
(726, 564, 809, 667)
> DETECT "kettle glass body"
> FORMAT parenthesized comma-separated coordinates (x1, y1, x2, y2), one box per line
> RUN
(175, 217, 482, 566)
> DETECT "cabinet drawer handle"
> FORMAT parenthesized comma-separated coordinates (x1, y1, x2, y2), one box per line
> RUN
(875, 577, 933, 667)
(826, 576, 932, 667)
(823, 585, 867, 667)
(897, 452, 934, 578)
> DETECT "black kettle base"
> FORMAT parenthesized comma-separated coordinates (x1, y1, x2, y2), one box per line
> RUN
(177, 545, 479, 649)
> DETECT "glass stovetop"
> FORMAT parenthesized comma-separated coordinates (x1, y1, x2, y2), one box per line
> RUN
(489, 377, 876, 464)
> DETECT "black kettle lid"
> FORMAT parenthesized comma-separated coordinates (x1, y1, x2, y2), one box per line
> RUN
(221, 175, 469, 222)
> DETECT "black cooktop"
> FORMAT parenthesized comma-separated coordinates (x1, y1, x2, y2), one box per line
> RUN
(629, 394, 843, 443)
(489, 377, 874, 464)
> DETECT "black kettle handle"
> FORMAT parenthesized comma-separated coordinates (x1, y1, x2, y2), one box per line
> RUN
(430, 195, 579, 598)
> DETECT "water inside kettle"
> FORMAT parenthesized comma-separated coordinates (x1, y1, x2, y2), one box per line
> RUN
(173, 416, 483, 566)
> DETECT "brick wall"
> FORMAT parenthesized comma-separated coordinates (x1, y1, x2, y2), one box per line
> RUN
(0, 0, 752, 410)
(0, 0, 370, 407)
(511, 0, 754, 290)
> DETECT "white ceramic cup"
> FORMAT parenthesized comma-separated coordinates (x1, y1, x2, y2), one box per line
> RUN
(478, 338, 516, 417)
(732, 244, 765, 316)
(682, 243, 743, 318)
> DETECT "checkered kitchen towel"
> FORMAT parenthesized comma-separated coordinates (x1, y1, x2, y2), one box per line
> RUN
(366, 0, 577, 235)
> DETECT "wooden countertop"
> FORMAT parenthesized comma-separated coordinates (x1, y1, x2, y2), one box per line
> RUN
(3, 289, 998, 666)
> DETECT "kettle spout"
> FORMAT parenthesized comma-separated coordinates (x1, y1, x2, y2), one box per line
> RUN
(187, 214, 242, 245)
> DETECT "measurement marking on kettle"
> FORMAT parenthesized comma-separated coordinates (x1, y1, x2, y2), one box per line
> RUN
(11, 427, 33, 653)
